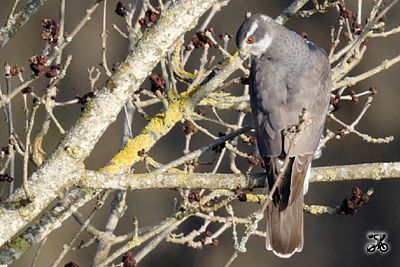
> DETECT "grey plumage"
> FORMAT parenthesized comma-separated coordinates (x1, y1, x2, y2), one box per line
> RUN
(236, 14, 331, 257)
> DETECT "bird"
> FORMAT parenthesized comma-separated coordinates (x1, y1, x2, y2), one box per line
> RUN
(236, 14, 331, 258)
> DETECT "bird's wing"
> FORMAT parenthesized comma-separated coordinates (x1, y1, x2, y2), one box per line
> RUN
(285, 42, 332, 157)
(251, 41, 331, 206)
(255, 43, 331, 258)
(250, 42, 331, 159)
(249, 57, 288, 158)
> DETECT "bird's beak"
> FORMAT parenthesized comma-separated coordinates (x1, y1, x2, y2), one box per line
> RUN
(238, 48, 249, 60)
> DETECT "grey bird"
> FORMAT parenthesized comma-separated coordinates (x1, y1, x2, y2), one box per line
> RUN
(236, 14, 331, 258)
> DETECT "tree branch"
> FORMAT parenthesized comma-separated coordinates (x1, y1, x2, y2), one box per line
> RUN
(0, 0, 219, 248)
(0, 0, 49, 47)
(275, 0, 310, 24)
(81, 162, 400, 191)
(3, 160, 394, 264)
(0, 188, 98, 265)
(334, 54, 400, 89)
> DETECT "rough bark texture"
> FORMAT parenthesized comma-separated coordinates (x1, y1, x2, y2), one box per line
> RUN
(83, 162, 400, 190)
(0, 0, 49, 47)
(0, 0, 218, 248)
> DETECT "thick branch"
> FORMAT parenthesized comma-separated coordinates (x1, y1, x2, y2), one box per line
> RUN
(0, 0, 218, 248)
(82, 162, 400, 190)
(99, 54, 244, 174)
(0, 0, 49, 47)
(0, 12, 244, 264)
(3, 161, 394, 264)
(0, 188, 97, 265)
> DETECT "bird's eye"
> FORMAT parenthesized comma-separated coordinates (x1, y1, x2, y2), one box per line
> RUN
(246, 36, 254, 44)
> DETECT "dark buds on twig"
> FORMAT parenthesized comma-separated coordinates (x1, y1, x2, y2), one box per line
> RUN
(234, 188, 247, 202)
(369, 87, 378, 95)
(29, 55, 48, 76)
(76, 91, 95, 111)
(338, 187, 374, 215)
(76, 92, 95, 106)
(242, 135, 256, 146)
(195, 108, 205, 116)
(247, 154, 261, 166)
(348, 90, 359, 103)
(150, 74, 165, 93)
(0, 173, 14, 183)
(137, 148, 146, 157)
(115, 2, 129, 17)
(190, 29, 218, 49)
(22, 86, 33, 94)
(7, 64, 24, 77)
(188, 191, 201, 203)
(138, 8, 161, 27)
(352, 21, 362, 35)
(329, 96, 340, 112)
(45, 63, 63, 78)
(41, 18, 60, 44)
(218, 33, 232, 40)
(121, 251, 137, 267)
(64, 261, 79, 267)
(182, 121, 198, 135)
(335, 127, 346, 139)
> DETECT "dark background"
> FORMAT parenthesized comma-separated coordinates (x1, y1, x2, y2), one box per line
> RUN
(0, 0, 399, 266)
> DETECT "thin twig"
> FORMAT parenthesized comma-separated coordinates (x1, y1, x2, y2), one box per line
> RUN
(4, 64, 15, 194)
(99, 218, 188, 267)
(101, 0, 112, 77)
(0, 1, 102, 109)
(369, 26, 400, 38)
(152, 126, 252, 174)
(6, 0, 21, 25)
(56, 0, 66, 64)
(22, 104, 39, 198)
(51, 192, 109, 267)
(30, 237, 47, 267)
(135, 223, 180, 263)
(329, 113, 394, 144)
(334, 54, 400, 89)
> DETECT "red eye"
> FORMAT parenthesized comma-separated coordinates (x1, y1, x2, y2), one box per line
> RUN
(246, 36, 254, 44)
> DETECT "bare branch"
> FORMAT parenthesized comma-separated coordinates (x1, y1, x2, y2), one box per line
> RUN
(0, 188, 99, 265)
(0, 0, 50, 47)
(275, 0, 310, 24)
(369, 26, 400, 38)
(0, 0, 219, 248)
(334, 54, 400, 89)
(0, 1, 103, 108)
(82, 162, 400, 191)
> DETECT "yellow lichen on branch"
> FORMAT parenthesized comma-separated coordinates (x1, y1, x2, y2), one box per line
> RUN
(100, 99, 189, 173)
(303, 204, 337, 215)
(100, 55, 244, 174)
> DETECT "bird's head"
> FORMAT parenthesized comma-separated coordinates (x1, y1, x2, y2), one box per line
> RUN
(236, 14, 275, 58)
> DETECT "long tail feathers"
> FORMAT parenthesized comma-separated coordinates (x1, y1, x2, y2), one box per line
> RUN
(265, 186, 304, 258)
(265, 155, 311, 258)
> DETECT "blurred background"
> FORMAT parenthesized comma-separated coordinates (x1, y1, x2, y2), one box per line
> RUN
(0, 0, 400, 266)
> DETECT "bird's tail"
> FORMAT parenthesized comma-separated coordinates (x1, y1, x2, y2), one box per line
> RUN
(265, 186, 304, 258)
(265, 155, 311, 258)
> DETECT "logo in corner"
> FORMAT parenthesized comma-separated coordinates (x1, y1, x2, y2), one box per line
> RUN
(365, 232, 389, 254)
